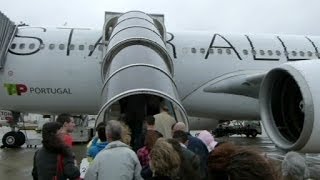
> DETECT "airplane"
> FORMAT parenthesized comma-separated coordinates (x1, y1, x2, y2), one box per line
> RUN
(0, 10, 319, 153)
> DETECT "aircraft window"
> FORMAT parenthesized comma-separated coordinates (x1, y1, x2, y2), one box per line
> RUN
(10, 43, 16, 49)
(98, 44, 103, 51)
(267, 50, 273, 56)
(79, 45, 85, 51)
(40, 44, 45, 50)
(275, 50, 281, 56)
(251, 50, 256, 55)
(29, 43, 35, 50)
(69, 44, 75, 50)
(191, 48, 196, 53)
(284, 51, 289, 56)
(291, 51, 297, 56)
(49, 44, 55, 50)
(299, 51, 305, 57)
(89, 45, 94, 51)
(307, 51, 313, 57)
(226, 49, 231, 55)
(59, 44, 65, 50)
(217, 49, 223, 54)
(200, 48, 205, 54)
(243, 49, 248, 55)
(19, 43, 25, 50)
(260, 50, 265, 56)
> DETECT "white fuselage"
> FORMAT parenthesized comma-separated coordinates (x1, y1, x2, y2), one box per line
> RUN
(1, 27, 319, 120)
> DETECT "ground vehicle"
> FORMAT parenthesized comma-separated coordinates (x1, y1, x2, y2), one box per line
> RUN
(213, 121, 262, 138)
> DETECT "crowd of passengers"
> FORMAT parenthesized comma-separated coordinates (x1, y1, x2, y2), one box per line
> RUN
(32, 104, 320, 180)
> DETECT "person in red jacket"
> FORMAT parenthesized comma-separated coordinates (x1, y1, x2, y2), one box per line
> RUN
(56, 113, 75, 147)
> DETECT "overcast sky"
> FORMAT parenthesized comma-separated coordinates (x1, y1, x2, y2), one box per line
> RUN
(1, 0, 320, 35)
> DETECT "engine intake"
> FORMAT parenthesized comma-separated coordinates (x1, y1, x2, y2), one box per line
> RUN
(260, 60, 320, 152)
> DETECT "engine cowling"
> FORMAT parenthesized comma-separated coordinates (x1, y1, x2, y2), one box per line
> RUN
(260, 60, 320, 152)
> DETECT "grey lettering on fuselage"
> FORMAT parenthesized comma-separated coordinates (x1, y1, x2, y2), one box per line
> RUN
(205, 33, 242, 60)
(88, 36, 103, 56)
(57, 27, 91, 56)
(166, 32, 177, 59)
(305, 36, 320, 59)
(245, 35, 279, 61)
(9, 27, 45, 56)
(28, 87, 72, 95)
(9, 27, 320, 63)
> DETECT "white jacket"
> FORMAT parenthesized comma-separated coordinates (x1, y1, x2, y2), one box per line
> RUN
(84, 140, 143, 180)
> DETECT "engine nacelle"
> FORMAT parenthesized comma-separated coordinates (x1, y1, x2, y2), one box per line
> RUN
(260, 60, 320, 152)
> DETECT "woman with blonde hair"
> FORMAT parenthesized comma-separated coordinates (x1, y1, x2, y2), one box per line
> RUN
(148, 138, 181, 180)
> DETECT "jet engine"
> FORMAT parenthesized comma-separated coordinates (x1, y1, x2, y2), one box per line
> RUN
(260, 60, 320, 152)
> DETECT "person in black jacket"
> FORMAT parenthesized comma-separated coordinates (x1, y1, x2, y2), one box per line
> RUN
(167, 137, 201, 180)
(172, 122, 209, 180)
(32, 122, 80, 180)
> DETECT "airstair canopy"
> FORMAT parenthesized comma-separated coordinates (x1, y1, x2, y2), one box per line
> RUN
(0, 11, 17, 69)
(96, 11, 189, 130)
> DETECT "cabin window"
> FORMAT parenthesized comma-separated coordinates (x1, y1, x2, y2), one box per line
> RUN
(29, 43, 35, 50)
(243, 49, 248, 55)
(307, 51, 313, 57)
(59, 44, 65, 50)
(251, 50, 256, 55)
(69, 44, 75, 50)
(208, 48, 214, 54)
(299, 51, 305, 57)
(10, 43, 16, 49)
(79, 45, 85, 51)
(191, 48, 196, 53)
(89, 45, 94, 51)
(226, 49, 231, 55)
(200, 48, 205, 54)
(19, 43, 25, 50)
(259, 50, 265, 56)
(267, 50, 273, 56)
(291, 51, 297, 56)
(284, 51, 289, 56)
(217, 49, 223, 54)
(275, 50, 281, 56)
(49, 44, 55, 50)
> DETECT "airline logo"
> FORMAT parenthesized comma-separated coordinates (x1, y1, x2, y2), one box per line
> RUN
(4, 84, 27, 95)
(4, 83, 72, 96)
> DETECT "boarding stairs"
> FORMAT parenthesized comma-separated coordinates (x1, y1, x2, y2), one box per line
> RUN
(0, 11, 17, 69)
(95, 11, 189, 128)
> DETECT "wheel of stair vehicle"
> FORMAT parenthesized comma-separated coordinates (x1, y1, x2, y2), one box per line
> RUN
(16, 131, 26, 146)
(251, 130, 258, 137)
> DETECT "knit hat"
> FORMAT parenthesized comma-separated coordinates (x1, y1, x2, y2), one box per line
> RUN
(197, 130, 218, 152)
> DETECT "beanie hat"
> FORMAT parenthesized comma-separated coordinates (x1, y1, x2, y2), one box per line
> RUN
(197, 130, 218, 152)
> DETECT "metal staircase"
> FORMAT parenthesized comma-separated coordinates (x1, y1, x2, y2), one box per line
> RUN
(0, 11, 17, 69)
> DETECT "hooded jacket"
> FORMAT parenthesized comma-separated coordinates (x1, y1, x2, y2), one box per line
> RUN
(87, 137, 108, 159)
